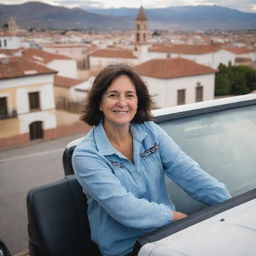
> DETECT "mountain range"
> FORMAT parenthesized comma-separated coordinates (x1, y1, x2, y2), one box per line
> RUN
(0, 1, 256, 31)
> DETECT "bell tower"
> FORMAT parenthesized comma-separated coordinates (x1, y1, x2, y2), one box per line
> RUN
(8, 16, 18, 35)
(135, 6, 148, 45)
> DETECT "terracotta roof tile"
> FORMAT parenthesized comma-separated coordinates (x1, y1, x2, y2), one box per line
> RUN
(21, 48, 72, 64)
(223, 47, 255, 54)
(89, 48, 137, 59)
(149, 44, 220, 55)
(54, 75, 85, 88)
(134, 58, 216, 79)
(0, 57, 57, 79)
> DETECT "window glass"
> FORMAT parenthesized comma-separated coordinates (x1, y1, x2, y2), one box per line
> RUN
(159, 105, 256, 213)
(0, 97, 8, 118)
(29, 92, 40, 110)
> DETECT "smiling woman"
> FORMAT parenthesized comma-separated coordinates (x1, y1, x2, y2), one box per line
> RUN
(72, 63, 231, 256)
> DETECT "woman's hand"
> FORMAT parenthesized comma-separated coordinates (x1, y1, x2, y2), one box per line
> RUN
(172, 211, 188, 221)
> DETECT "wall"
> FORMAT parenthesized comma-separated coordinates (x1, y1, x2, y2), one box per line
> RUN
(142, 73, 215, 108)
(47, 60, 77, 78)
(0, 36, 20, 49)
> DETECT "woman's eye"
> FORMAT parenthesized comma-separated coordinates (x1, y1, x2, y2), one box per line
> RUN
(127, 94, 135, 98)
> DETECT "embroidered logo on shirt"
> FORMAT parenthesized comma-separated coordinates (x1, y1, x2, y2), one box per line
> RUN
(110, 160, 124, 168)
(140, 143, 159, 158)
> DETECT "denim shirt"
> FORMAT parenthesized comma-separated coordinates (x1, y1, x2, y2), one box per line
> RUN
(72, 121, 231, 256)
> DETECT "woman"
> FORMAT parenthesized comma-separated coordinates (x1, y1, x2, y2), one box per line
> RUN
(72, 63, 231, 256)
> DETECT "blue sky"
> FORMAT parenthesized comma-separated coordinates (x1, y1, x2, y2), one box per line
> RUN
(1, 0, 256, 13)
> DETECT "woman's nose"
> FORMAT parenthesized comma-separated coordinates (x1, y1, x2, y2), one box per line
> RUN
(117, 95, 127, 106)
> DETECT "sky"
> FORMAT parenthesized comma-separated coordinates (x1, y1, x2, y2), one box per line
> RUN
(0, 0, 256, 13)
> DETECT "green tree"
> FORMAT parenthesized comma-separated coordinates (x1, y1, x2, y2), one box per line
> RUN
(215, 64, 255, 96)
(215, 73, 231, 95)
(230, 68, 250, 95)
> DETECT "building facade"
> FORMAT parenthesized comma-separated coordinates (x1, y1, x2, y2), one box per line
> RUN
(0, 57, 57, 147)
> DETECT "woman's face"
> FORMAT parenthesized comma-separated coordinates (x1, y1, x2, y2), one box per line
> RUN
(100, 75, 138, 128)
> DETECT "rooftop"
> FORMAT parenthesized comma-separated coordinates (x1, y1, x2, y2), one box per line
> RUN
(149, 44, 220, 55)
(0, 57, 56, 80)
(134, 58, 216, 79)
(21, 48, 72, 64)
(54, 75, 85, 88)
(89, 48, 137, 59)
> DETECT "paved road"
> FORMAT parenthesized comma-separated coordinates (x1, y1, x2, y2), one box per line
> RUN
(0, 133, 86, 255)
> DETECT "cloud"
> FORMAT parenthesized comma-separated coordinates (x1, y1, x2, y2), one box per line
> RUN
(0, 0, 255, 12)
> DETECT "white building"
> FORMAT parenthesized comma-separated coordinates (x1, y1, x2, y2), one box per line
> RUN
(223, 47, 256, 65)
(89, 48, 138, 70)
(54, 75, 91, 105)
(21, 48, 78, 78)
(0, 57, 57, 144)
(148, 44, 235, 69)
(0, 32, 21, 50)
(134, 58, 216, 108)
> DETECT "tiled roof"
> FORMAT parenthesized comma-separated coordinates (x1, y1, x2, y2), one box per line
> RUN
(0, 31, 16, 37)
(21, 48, 72, 64)
(44, 44, 87, 48)
(134, 58, 216, 79)
(223, 47, 255, 54)
(89, 48, 137, 59)
(0, 57, 57, 80)
(149, 44, 220, 55)
(54, 75, 85, 88)
(136, 6, 147, 21)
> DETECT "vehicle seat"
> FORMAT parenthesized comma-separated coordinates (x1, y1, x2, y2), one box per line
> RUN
(27, 175, 101, 256)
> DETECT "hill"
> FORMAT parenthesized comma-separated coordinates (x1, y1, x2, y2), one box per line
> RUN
(0, 2, 255, 31)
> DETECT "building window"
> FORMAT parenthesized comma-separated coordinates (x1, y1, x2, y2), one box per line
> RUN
(0, 97, 8, 118)
(196, 85, 203, 102)
(136, 33, 140, 43)
(4, 39, 7, 47)
(0, 40, 2, 48)
(29, 92, 40, 110)
(177, 89, 186, 105)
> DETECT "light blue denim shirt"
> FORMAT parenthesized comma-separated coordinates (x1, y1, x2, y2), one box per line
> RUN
(72, 121, 231, 256)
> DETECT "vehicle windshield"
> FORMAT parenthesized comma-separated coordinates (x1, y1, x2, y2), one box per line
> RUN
(158, 104, 256, 214)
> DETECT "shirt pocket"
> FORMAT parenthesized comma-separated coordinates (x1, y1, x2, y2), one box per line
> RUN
(140, 145, 164, 181)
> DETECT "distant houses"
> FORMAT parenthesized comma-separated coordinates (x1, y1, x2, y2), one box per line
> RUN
(0, 9, 255, 148)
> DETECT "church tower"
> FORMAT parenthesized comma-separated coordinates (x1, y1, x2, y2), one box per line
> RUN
(134, 6, 149, 62)
(8, 16, 18, 35)
(135, 6, 148, 45)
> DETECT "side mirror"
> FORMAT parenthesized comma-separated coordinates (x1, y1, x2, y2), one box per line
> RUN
(0, 240, 11, 256)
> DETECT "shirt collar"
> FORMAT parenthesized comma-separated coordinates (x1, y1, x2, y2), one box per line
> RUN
(94, 122, 148, 156)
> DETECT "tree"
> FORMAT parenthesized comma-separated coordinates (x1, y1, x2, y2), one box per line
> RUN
(215, 73, 231, 95)
(215, 64, 256, 96)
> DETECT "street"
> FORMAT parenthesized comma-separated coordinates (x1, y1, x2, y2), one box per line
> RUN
(0, 132, 86, 255)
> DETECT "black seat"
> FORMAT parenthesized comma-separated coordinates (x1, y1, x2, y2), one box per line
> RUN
(62, 145, 76, 175)
(27, 175, 101, 256)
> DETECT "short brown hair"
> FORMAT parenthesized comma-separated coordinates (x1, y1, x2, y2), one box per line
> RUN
(81, 63, 153, 126)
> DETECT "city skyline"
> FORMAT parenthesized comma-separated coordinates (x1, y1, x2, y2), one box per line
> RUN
(0, 0, 256, 13)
